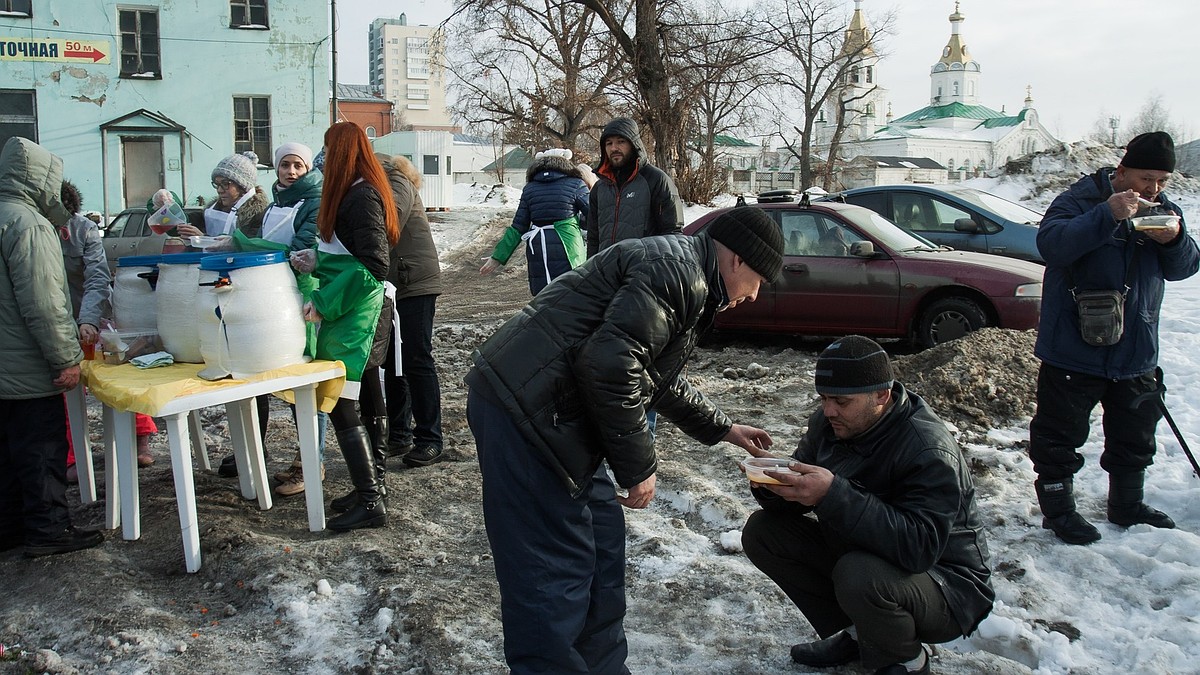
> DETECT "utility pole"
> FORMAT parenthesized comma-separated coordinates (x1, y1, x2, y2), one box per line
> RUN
(330, 0, 339, 125)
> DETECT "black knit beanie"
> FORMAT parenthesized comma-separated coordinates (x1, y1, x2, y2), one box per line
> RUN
(706, 206, 784, 283)
(1121, 131, 1175, 172)
(814, 335, 895, 395)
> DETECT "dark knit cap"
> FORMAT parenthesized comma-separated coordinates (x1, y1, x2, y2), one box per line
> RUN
(1121, 131, 1175, 172)
(706, 206, 784, 283)
(815, 335, 895, 395)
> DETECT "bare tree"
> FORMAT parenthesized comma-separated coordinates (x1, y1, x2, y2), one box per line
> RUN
(671, 2, 773, 202)
(446, 0, 626, 155)
(1126, 93, 1190, 143)
(565, 0, 693, 173)
(756, 0, 893, 190)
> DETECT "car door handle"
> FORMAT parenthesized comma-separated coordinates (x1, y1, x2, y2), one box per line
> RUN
(783, 263, 808, 274)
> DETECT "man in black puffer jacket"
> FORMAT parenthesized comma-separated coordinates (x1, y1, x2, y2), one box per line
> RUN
(742, 336, 994, 675)
(586, 116, 684, 258)
(466, 206, 783, 674)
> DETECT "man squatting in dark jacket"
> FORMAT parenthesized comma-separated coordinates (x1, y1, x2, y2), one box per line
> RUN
(742, 336, 994, 675)
(465, 206, 784, 674)
(586, 116, 684, 258)
(1031, 131, 1199, 545)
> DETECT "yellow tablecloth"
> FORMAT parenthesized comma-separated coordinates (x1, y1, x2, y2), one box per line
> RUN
(80, 360, 345, 416)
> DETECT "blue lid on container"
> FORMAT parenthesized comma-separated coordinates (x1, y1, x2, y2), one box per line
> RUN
(158, 252, 211, 265)
(199, 250, 287, 271)
(116, 254, 162, 268)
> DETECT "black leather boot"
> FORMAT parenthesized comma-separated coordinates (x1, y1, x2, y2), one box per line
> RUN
(1108, 471, 1175, 528)
(330, 416, 389, 513)
(1036, 478, 1101, 545)
(327, 427, 387, 531)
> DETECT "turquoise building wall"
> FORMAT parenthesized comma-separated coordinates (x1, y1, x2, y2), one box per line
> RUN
(0, 1, 329, 219)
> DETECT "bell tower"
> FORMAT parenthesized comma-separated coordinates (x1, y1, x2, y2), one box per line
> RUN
(929, 2, 981, 106)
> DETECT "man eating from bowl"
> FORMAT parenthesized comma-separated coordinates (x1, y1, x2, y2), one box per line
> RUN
(741, 336, 994, 675)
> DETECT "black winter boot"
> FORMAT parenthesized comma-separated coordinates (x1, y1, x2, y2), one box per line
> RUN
(327, 427, 387, 531)
(1036, 478, 1101, 545)
(1107, 471, 1175, 529)
(330, 416, 389, 513)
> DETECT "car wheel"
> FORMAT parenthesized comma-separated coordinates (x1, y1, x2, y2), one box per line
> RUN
(914, 297, 987, 349)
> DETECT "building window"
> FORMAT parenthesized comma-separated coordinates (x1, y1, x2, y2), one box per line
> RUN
(866, 66, 873, 83)
(230, 0, 268, 28)
(953, 81, 960, 96)
(0, 89, 37, 147)
(407, 37, 430, 79)
(0, 0, 32, 17)
(407, 84, 430, 101)
(422, 154, 438, 175)
(119, 8, 161, 79)
(233, 96, 271, 163)
(445, 156, 451, 175)
(365, 126, 377, 138)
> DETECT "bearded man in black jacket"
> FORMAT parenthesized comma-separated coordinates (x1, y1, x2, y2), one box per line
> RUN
(742, 336, 994, 675)
(585, 116, 684, 258)
(466, 206, 782, 675)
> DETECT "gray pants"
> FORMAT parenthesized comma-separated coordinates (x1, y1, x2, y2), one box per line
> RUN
(743, 509, 962, 669)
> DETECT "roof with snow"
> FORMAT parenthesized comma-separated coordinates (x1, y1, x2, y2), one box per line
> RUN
(712, 135, 756, 147)
(850, 155, 946, 170)
(481, 147, 535, 172)
(891, 101, 1005, 124)
(333, 83, 389, 103)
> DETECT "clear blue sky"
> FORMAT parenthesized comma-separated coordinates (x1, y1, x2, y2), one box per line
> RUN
(331, 0, 1200, 143)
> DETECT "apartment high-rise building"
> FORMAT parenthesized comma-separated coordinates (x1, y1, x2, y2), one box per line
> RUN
(368, 15, 452, 130)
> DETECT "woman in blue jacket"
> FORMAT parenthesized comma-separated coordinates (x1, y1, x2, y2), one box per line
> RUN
(480, 149, 589, 295)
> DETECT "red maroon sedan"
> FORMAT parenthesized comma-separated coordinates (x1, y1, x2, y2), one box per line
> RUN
(684, 199, 1043, 348)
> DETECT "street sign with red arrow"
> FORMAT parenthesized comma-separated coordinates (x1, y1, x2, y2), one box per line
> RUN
(0, 38, 111, 65)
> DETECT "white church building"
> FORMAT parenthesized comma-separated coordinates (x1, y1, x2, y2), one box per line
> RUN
(817, 1, 1060, 180)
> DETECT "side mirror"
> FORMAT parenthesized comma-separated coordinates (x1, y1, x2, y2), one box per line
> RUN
(953, 218, 980, 233)
(850, 241, 875, 257)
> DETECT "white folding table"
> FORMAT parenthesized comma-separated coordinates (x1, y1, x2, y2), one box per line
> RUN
(73, 360, 344, 573)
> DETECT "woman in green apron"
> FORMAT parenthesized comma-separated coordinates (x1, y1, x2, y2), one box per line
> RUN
(294, 123, 397, 532)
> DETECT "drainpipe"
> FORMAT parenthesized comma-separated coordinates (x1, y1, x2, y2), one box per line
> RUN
(330, 0, 339, 124)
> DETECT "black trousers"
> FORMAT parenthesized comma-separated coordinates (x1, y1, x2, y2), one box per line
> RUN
(385, 294, 442, 450)
(0, 395, 73, 543)
(1028, 363, 1162, 480)
(468, 389, 629, 675)
(742, 510, 961, 669)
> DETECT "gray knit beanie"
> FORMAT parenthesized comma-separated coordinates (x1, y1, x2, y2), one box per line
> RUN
(814, 335, 895, 395)
(706, 206, 784, 283)
(212, 151, 259, 191)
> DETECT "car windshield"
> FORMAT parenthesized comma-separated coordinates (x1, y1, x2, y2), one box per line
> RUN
(950, 188, 1043, 225)
(837, 206, 940, 251)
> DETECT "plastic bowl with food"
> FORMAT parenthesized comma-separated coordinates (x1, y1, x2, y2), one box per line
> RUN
(1131, 214, 1180, 231)
(740, 456, 799, 485)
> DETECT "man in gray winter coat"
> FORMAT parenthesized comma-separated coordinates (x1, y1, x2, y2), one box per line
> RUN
(0, 137, 103, 557)
(585, 117, 684, 258)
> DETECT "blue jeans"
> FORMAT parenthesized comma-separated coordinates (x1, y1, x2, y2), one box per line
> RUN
(468, 388, 629, 675)
(386, 294, 442, 450)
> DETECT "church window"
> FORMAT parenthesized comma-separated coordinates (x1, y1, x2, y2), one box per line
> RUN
(937, 86, 943, 99)
(851, 67, 860, 84)
(968, 81, 974, 96)
(865, 103, 874, 115)
(953, 81, 960, 96)
(866, 66, 873, 83)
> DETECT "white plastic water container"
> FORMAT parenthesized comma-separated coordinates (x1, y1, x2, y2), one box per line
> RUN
(195, 251, 307, 380)
(112, 255, 161, 331)
(155, 252, 209, 363)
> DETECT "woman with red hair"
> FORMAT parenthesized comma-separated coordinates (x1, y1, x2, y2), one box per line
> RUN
(295, 122, 397, 531)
